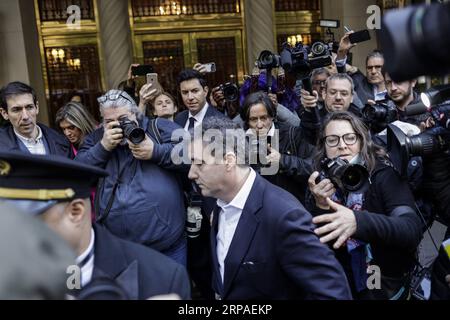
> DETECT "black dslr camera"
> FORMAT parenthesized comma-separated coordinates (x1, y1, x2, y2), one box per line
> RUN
(219, 82, 240, 102)
(319, 157, 370, 193)
(362, 100, 398, 133)
(117, 116, 145, 144)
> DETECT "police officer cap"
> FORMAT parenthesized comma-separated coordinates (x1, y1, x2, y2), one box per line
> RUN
(0, 151, 107, 215)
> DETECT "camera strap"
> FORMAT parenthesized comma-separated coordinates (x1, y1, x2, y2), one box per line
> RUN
(96, 167, 125, 225)
(96, 118, 162, 225)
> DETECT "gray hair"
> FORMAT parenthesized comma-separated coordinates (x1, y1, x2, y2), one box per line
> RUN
(366, 50, 384, 66)
(192, 117, 249, 167)
(97, 89, 141, 118)
(311, 67, 331, 80)
(325, 73, 355, 95)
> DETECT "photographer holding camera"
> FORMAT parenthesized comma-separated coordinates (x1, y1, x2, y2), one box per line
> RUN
(300, 73, 362, 129)
(305, 111, 423, 299)
(75, 90, 188, 267)
(240, 91, 315, 204)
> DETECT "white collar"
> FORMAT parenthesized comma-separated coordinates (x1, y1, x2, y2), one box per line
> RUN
(14, 125, 42, 143)
(217, 168, 256, 211)
(245, 123, 276, 137)
(76, 228, 95, 266)
(189, 102, 209, 123)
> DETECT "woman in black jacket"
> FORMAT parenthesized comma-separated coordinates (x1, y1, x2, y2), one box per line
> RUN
(240, 91, 316, 203)
(306, 111, 423, 299)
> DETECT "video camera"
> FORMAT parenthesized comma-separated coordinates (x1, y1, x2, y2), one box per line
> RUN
(387, 98, 450, 177)
(280, 41, 333, 91)
(318, 157, 370, 193)
(362, 99, 398, 133)
(117, 116, 145, 144)
(257, 50, 281, 70)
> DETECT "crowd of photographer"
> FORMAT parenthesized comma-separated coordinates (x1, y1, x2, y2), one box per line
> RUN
(0, 2, 449, 300)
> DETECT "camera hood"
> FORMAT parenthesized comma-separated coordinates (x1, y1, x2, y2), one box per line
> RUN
(386, 124, 410, 177)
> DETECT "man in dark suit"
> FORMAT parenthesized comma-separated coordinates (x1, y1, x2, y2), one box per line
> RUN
(0, 82, 72, 158)
(175, 69, 225, 299)
(175, 69, 225, 129)
(0, 151, 190, 300)
(187, 116, 352, 300)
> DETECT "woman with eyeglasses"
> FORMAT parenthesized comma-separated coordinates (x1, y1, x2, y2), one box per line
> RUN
(305, 111, 423, 300)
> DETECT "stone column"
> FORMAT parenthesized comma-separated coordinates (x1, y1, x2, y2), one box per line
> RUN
(0, 0, 49, 125)
(97, 0, 133, 90)
(244, 0, 276, 72)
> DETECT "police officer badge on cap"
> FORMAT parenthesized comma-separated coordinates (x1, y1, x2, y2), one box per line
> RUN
(0, 160, 11, 176)
(0, 151, 107, 211)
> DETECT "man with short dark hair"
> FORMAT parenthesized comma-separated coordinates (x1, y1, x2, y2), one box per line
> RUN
(175, 69, 225, 129)
(300, 73, 362, 128)
(382, 70, 425, 125)
(187, 117, 352, 300)
(0, 81, 72, 157)
(0, 151, 190, 299)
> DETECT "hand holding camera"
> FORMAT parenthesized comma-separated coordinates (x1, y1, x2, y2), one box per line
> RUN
(300, 88, 319, 111)
(128, 134, 154, 160)
(101, 121, 124, 151)
(308, 171, 336, 210)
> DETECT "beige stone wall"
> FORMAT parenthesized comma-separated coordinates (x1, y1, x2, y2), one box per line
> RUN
(321, 0, 380, 75)
(0, 0, 48, 124)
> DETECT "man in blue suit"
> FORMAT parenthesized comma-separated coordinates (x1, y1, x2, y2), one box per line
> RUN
(175, 69, 225, 129)
(187, 117, 352, 300)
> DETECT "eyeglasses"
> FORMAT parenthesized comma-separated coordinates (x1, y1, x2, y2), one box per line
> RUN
(323, 133, 358, 147)
(312, 80, 327, 87)
(97, 92, 134, 105)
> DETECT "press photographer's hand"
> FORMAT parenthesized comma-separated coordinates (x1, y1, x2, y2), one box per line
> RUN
(337, 32, 356, 60)
(301, 89, 319, 111)
(308, 171, 336, 209)
(266, 145, 281, 164)
(128, 134, 154, 160)
(210, 86, 225, 109)
(101, 121, 123, 151)
(312, 197, 357, 249)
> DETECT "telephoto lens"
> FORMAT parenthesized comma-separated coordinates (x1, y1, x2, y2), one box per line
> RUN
(119, 117, 145, 144)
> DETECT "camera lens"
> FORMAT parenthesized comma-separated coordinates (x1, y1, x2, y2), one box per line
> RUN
(363, 104, 387, 122)
(127, 127, 145, 144)
(222, 83, 239, 102)
(311, 42, 326, 56)
(341, 165, 369, 192)
(408, 133, 442, 156)
(120, 118, 145, 144)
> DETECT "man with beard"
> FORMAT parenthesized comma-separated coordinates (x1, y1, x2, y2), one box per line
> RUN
(383, 70, 426, 125)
